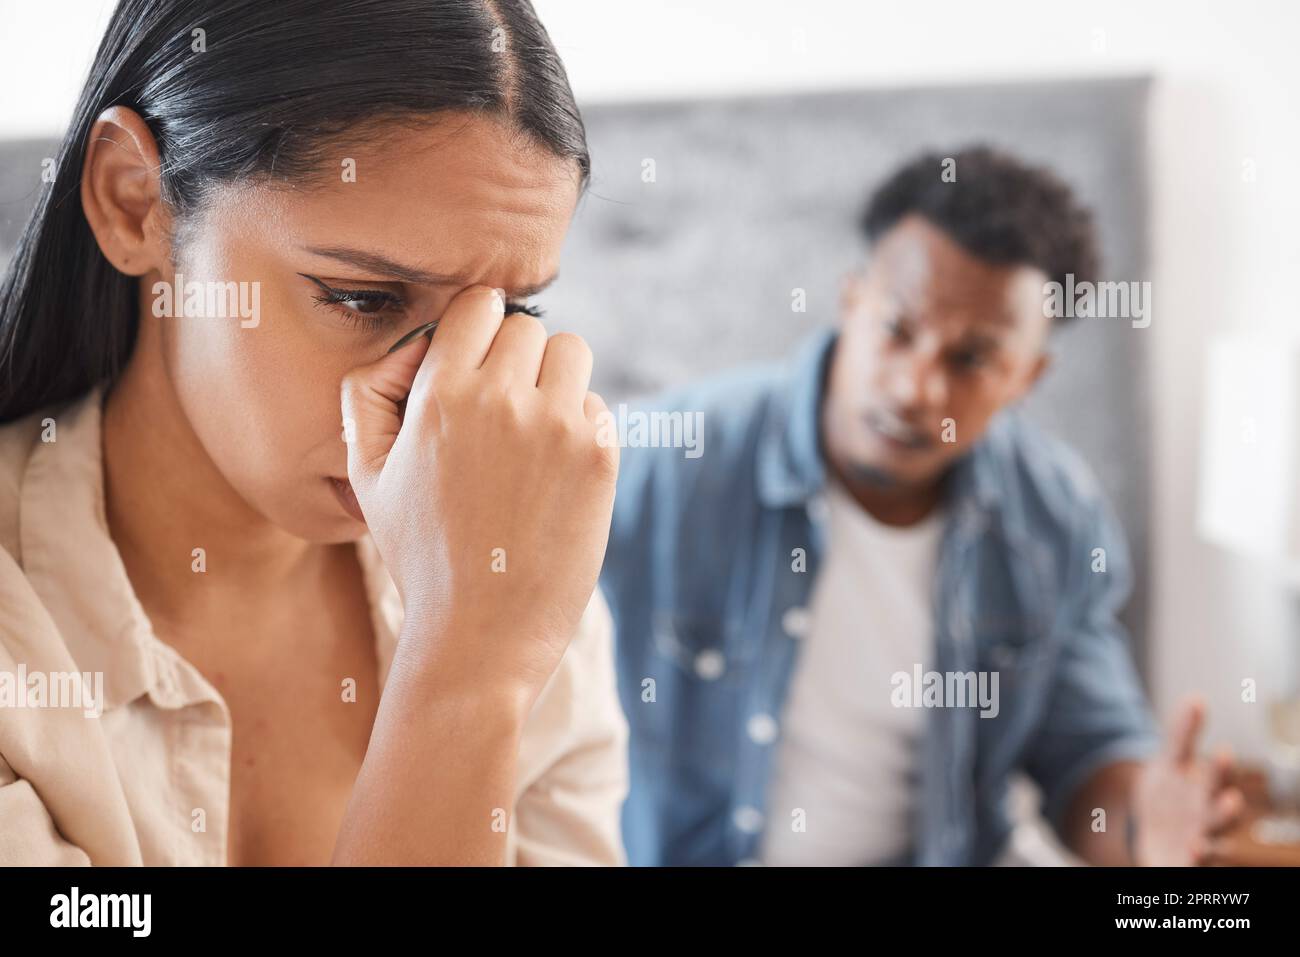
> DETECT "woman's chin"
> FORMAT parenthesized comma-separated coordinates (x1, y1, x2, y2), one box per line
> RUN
(262, 493, 371, 545)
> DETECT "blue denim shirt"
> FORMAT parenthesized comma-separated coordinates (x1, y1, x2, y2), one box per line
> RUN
(600, 329, 1161, 866)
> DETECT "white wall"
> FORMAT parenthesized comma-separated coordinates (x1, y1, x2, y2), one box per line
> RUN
(0, 0, 116, 138)
(4, 0, 1297, 757)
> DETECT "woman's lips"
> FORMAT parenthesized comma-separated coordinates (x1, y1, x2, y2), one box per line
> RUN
(328, 476, 366, 523)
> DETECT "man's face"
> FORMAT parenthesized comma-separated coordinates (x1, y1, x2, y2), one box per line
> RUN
(823, 213, 1053, 488)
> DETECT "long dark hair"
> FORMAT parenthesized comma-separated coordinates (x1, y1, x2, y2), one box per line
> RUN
(0, 0, 589, 423)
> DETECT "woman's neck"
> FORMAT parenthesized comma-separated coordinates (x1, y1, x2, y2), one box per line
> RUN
(101, 321, 320, 626)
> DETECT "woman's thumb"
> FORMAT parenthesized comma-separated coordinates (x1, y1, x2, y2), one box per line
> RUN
(340, 332, 431, 493)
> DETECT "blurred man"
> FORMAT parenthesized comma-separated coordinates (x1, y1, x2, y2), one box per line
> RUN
(601, 146, 1243, 866)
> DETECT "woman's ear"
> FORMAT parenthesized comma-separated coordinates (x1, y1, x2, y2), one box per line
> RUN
(80, 105, 170, 277)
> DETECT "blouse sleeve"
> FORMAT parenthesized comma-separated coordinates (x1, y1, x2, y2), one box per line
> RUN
(0, 545, 141, 866)
(509, 590, 629, 866)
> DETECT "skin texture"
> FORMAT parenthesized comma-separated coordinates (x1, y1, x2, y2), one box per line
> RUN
(821, 213, 1243, 865)
(79, 106, 617, 865)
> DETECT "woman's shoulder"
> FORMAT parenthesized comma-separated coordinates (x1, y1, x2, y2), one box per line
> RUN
(0, 406, 60, 652)
(0, 390, 101, 564)
(0, 407, 49, 563)
(0, 480, 78, 684)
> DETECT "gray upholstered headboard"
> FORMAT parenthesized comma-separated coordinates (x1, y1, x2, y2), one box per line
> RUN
(0, 75, 1152, 662)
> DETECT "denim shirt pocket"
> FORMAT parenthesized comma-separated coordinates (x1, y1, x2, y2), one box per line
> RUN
(651, 606, 764, 675)
(973, 613, 1053, 698)
(968, 612, 1057, 795)
(632, 610, 751, 771)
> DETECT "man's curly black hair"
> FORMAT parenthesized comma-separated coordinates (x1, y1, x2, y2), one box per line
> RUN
(860, 146, 1101, 319)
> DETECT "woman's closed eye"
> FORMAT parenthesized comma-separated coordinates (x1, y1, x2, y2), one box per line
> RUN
(298, 272, 545, 332)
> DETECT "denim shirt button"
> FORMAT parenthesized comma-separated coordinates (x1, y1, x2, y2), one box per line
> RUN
(781, 606, 810, 639)
(693, 649, 726, 681)
(732, 805, 765, 834)
(746, 713, 779, 745)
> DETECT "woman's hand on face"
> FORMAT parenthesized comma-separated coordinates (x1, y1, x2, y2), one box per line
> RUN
(340, 285, 618, 711)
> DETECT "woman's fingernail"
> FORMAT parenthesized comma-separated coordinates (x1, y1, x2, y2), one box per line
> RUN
(386, 320, 439, 355)
(490, 288, 506, 315)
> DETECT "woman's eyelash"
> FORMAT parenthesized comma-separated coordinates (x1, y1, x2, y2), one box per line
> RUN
(298, 272, 545, 327)
(309, 289, 403, 311)
(299, 273, 403, 330)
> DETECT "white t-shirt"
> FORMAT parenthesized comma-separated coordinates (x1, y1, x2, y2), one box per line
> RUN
(760, 479, 944, 866)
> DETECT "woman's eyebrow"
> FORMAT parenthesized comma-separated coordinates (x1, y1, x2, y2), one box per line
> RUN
(299, 244, 558, 297)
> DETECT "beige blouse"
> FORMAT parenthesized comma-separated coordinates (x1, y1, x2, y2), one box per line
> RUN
(0, 389, 628, 866)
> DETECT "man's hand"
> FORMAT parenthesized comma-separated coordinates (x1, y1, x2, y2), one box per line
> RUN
(1131, 697, 1246, 865)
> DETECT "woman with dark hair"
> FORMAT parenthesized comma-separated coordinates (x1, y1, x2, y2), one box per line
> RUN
(0, 0, 627, 865)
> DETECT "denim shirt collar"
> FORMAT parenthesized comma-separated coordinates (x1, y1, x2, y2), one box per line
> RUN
(754, 328, 1006, 519)
(755, 330, 833, 508)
